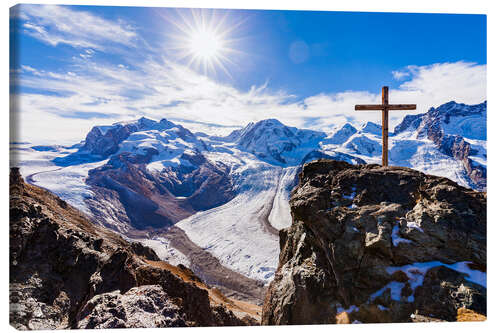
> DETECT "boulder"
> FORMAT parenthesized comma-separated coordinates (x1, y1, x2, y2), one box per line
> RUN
(76, 285, 187, 328)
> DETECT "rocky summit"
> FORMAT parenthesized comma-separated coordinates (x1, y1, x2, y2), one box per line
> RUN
(262, 160, 486, 324)
(9, 168, 259, 330)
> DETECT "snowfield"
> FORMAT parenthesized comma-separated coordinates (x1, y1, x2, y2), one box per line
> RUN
(11, 143, 74, 176)
(135, 236, 191, 267)
(269, 166, 299, 230)
(26, 159, 110, 215)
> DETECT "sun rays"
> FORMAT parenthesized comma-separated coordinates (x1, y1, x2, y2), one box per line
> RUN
(162, 8, 245, 78)
(188, 27, 223, 61)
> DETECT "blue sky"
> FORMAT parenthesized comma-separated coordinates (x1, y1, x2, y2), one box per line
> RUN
(10, 5, 486, 144)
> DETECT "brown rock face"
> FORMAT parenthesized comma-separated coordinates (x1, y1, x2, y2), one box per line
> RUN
(9, 169, 254, 330)
(85, 150, 234, 232)
(262, 160, 486, 325)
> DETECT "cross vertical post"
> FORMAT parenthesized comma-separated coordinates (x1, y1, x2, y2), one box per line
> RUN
(382, 86, 389, 166)
(354, 86, 416, 167)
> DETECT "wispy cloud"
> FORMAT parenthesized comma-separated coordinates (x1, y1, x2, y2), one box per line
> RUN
(11, 5, 487, 145)
(392, 70, 410, 80)
(15, 4, 137, 50)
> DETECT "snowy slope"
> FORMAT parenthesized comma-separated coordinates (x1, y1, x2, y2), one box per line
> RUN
(435, 101, 486, 141)
(11, 143, 75, 176)
(116, 127, 204, 172)
(392, 101, 486, 189)
(344, 134, 382, 157)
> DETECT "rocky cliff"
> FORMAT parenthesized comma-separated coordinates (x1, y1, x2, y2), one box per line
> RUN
(9, 168, 259, 330)
(262, 160, 486, 324)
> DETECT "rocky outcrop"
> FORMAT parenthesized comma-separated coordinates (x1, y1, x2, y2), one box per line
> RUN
(9, 168, 256, 329)
(262, 160, 486, 324)
(75, 285, 186, 328)
(82, 123, 138, 158)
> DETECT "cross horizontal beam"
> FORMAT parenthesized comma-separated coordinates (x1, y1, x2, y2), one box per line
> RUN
(354, 86, 416, 166)
(355, 104, 417, 111)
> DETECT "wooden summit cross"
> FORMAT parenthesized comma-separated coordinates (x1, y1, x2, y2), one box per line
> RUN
(355, 86, 416, 166)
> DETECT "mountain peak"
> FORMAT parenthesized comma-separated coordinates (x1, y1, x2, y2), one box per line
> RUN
(324, 123, 357, 145)
(360, 121, 382, 135)
(341, 123, 357, 131)
(430, 100, 486, 118)
(115, 117, 177, 131)
(255, 118, 284, 127)
(240, 119, 286, 132)
(57, 117, 196, 165)
(229, 119, 326, 165)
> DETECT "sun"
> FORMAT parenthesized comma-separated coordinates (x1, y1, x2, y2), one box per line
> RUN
(162, 8, 245, 77)
(188, 28, 224, 61)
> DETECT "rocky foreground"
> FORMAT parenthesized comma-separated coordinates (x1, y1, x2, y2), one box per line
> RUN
(262, 160, 486, 324)
(9, 168, 259, 330)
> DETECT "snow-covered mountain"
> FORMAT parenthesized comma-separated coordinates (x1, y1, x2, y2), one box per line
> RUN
(228, 119, 326, 165)
(394, 101, 486, 190)
(11, 100, 486, 289)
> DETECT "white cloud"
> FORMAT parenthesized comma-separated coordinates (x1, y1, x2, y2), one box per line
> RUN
(20, 65, 38, 74)
(300, 61, 486, 132)
(13, 59, 486, 144)
(392, 70, 410, 80)
(397, 62, 486, 104)
(18, 4, 137, 50)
